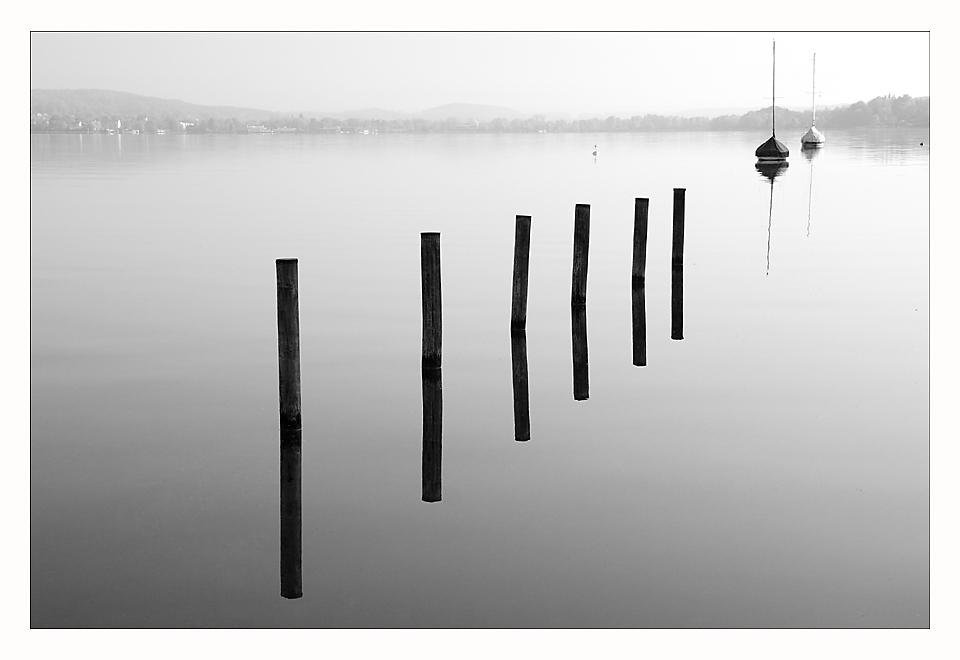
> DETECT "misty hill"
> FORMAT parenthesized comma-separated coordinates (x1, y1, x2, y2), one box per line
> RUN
(29, 90, 531, 124)
(670, 106, 767, 119)
(303, 108, 420, 121)
(420, 103, 530, 122)
(722, 95, 929, 130)
(30, 89, 273, 123)
(301, 104, 532, 122)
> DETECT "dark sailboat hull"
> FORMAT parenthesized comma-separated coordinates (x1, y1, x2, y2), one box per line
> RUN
(756, 135, 789, 162)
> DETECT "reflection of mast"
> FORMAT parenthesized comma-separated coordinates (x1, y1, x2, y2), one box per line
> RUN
(756, 161, 787, 275)
(803, 147, 820, 237)
(766, 176, 774, 276)
(807, 158, 813, 237)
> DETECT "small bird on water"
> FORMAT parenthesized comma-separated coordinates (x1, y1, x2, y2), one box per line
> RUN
(592, 145, 598, 156)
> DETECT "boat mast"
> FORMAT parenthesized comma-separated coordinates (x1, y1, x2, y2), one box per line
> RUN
(811, 53, 817, 126)
(772, 39, 776, 137)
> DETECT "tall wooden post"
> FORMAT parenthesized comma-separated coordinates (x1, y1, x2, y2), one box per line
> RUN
(511, 215, 532, 329)
(672, 188, 686, 267)
(421, 233, 442, 370)
(571, 204, 591, 305)
(632, 198, 649, 282)
(276, 259, 301, 431)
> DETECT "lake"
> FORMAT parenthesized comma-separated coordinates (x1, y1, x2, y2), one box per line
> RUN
(30, 129, 929, 628)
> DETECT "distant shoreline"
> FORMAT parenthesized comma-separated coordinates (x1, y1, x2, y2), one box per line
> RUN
(30, 90, 928, 135)
(30, 125, 929, 136)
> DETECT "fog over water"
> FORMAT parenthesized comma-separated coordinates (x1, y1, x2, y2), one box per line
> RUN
(29, 32, 929, 117)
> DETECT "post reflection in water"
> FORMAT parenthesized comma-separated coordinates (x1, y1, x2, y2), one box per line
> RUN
(631, 279, 647, 366)
(421, 369, 443, 502)
(510, 329, 531, 441)
(671, 266, 684, 341)
(571, 304, 589, 401)
(279, 428, 302, 599)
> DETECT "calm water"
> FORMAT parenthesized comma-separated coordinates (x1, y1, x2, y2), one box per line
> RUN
(31, 130, 929, 628)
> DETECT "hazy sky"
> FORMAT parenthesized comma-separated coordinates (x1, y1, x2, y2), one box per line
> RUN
(31, 31, 929, 116)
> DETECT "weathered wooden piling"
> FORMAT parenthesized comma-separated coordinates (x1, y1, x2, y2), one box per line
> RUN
(632, 198, 649, 281)
(672, 188, 686, 267)
(280, 427, 302, 599)
(571, 204, 591, 305)
(511, 215, 532, 329)
(276, 258, 301, 431)
(421, 233, 442, 370)
(671, 265, 684, 341)
(421, 369, 442, 502)
(572, 304, 589, 401)
(511, 329, 530, 441)
(632, 280, 647, 367)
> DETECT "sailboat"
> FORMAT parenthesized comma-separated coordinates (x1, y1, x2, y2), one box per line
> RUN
(800, 53, 825, 148)
(755, 39, 789, 165)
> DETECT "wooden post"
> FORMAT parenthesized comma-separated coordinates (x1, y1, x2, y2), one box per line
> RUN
(632, 198, 649, 282)
(421, 369, 442, 502)
(632, 280, 647, 367)
(572, 304, 589, 401)
(279, 428, 302, 599)
(571, 204, 590, 305)
(511, 329, 530, 441)
(276, 259, 301, 431)
(671, 265, 684, 341)
(421, 233, 442, 370)
(672, 188, 686, 267)
(511, 215, 532, 329)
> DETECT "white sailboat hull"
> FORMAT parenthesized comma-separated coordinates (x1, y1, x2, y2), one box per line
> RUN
(801, 125, 824, 146)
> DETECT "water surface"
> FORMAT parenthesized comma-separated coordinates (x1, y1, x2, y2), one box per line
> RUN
(31, 130, 929, 627)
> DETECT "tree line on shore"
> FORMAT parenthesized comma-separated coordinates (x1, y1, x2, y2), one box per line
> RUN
(31, 94, 928, 134)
